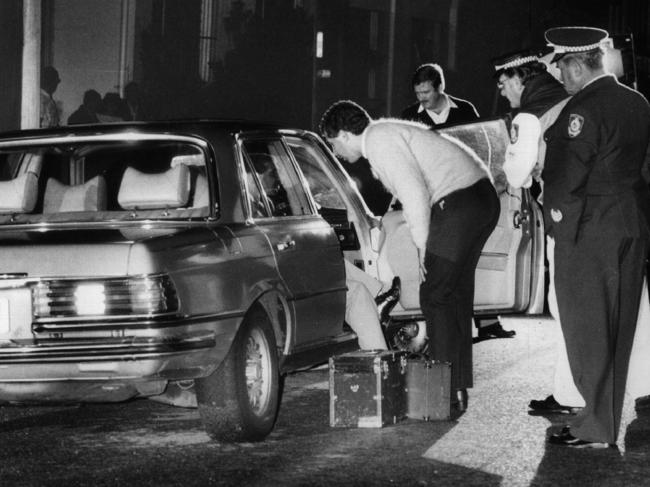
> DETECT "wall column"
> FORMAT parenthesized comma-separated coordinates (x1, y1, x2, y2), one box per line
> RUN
(21, 0, 41, 129)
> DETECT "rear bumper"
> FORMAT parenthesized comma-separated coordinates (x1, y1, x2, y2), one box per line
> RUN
(0, 314, 240, 402)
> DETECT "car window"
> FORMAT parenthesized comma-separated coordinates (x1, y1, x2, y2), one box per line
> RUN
(241, 139, 311, 217)
(284, 136, 347, 211)
(0, 140, 211, 223)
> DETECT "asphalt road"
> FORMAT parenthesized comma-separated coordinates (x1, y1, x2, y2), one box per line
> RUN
(1, 316, 649, 487)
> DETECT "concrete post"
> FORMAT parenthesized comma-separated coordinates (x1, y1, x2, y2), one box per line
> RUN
(21, 0, 41, 129)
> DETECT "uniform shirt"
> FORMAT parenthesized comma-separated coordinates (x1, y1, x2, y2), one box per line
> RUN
(361, 119, 491, 250)
(542, 74, 650, 242)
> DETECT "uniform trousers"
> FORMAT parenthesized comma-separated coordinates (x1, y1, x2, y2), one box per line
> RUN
(420, 178, 500, 391)
(554, 235, 649, 444)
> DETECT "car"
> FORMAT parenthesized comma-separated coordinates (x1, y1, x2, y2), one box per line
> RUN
(0, 117, 544, 442)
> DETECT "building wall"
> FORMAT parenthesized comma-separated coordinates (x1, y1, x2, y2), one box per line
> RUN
(50, 0, 124, 124)
(0, 1, 23, 132)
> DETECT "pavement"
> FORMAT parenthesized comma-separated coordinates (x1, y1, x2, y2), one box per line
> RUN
(2, 315, 650, 486)
(420, 315, 650, 486)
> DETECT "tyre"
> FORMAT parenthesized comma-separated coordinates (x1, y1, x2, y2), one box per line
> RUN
(195, 307, 280, 442)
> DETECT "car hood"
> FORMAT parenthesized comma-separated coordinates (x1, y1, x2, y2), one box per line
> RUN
(0, 224, 210, 278)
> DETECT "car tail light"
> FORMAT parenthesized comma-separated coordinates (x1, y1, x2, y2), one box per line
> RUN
(32, 274, 179, 319)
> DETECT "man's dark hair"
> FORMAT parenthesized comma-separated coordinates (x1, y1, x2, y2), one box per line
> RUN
(83, 89, 101, 106)
(319, 100, 371, 138)
(411, 63, 445, 91)
(41, 66, 60, 91)
(501, 61, 548, 85)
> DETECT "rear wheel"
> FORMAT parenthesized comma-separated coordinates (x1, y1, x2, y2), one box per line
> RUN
(196, 308, 280, 442)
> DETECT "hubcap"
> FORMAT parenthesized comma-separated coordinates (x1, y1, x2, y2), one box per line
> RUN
(244, 327, 272, 415)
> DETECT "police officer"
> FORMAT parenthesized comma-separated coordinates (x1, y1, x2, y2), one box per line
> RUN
(543, 27, 650, 448)
(492, 47, 585, 415)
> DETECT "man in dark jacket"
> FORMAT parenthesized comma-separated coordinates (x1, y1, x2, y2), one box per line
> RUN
(401, 63, 479, 128)
(544, 26, 650, 449)
(493, 48, 586, 416)
(67, 89, 101, 125)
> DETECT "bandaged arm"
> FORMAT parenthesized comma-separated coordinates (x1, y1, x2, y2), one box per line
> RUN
(503, 112, 541, 189)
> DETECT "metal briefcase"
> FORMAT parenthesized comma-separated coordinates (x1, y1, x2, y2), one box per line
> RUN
(329, 349, 408, 428)
(406, 356, 451, 421)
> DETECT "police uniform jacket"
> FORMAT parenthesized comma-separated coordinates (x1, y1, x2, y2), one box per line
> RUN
(401, 95, 479, 128)
(542, 75, 650, 242)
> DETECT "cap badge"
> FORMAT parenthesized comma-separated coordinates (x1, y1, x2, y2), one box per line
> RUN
(568, 114, 584, 138)
(510, 123, 519, 144)
(550, 208, 563, 222)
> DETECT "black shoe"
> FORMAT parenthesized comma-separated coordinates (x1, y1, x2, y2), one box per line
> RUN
(528, 395, 579, 414)
(548, 428, 612, 449)
(376, 277, 401, 326)
(478, 322, 516, 339)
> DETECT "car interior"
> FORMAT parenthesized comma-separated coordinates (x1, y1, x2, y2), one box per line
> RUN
(0, 142, 211, 222)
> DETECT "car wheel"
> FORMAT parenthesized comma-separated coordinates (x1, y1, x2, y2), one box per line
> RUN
(195, 307, 280, 442)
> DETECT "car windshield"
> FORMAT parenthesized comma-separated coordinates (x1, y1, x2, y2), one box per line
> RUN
(0, 138, 211, 224)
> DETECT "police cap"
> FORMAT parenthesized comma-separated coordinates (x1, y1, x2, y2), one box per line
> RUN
(545, 26, 609, 63)
(491, 47, 551, 77)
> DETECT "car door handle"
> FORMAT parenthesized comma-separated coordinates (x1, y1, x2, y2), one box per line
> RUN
(276, 239, 296, 251)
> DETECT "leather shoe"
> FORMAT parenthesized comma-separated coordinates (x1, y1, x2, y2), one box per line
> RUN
(528, 394, 580, 415)
(376, 277, 401, 326)
(548, 428, 612, 449)
(478, 322, 516, 339)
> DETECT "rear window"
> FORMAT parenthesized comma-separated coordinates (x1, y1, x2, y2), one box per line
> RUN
(0, 138, 212, 224)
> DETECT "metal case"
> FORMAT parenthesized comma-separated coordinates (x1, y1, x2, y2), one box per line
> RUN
(406, 357, 451, 421)
(329, 350, 408, 428)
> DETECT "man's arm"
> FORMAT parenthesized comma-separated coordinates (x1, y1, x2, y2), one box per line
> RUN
(366, 126, 432, 251)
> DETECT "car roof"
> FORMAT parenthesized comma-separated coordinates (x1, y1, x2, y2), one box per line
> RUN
(0, 119, 286, 140)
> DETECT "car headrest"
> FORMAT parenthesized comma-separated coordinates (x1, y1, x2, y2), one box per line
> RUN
(0, 172, 39, 214)
(43, 175, 107, 213)
(118, 164, 190, 210)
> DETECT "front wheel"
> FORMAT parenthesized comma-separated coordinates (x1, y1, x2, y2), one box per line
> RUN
(196, 308, 280, 442)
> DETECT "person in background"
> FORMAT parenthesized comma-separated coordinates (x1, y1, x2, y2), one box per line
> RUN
(401, 62, 511, 340)
(40, 66, 61, 128)
(121, 81, 146, 121)
(492, 47, 582, 415)
(543, 26, 650, 449)
(67, 89, 102, 125)
(97, 92, 125, 123)
(401, 63, 479, 128)
(320, 100, 499, 412)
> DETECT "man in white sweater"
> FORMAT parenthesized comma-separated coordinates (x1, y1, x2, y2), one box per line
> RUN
(319, 100, 500, 411)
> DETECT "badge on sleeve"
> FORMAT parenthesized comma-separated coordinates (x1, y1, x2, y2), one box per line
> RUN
(567, 114, 584, 138)
(510, 123, 519, 144)
(550, 208, 563, 222)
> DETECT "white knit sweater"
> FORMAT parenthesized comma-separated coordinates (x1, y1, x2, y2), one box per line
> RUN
(362, 119, 491, 250)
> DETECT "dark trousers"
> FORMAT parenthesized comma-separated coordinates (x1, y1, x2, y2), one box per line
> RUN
(555, 235, 648, 444)
(420, 178, 500, 391)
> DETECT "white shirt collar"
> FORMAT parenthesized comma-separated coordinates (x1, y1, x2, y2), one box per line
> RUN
(417, 94, 457, 124)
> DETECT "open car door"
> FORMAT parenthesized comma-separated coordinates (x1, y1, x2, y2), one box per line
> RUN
(377, 118, 545, 318)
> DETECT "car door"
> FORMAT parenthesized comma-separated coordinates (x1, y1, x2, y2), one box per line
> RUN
(239, 135, 346, 347)
(376, 118, 544, 316)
